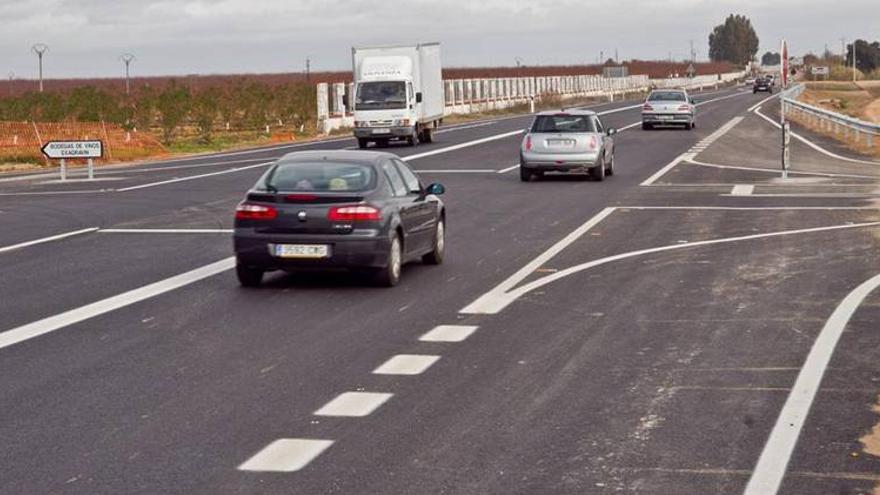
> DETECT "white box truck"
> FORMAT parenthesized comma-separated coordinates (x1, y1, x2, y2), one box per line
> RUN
(351, 43, 444, 148)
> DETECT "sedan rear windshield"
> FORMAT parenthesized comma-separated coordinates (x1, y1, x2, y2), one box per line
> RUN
(260, 162, 376, 192)
(648, 91, 687, 102)
(531, 115, 596, 133)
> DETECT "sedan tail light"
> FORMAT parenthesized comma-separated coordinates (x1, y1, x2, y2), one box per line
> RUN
(328, 205, 381, 222)
(235, 203, 277, 220)
(524, 135, 532, 151)
(642, 104, 653, 111)
(678, 105, 690, 111)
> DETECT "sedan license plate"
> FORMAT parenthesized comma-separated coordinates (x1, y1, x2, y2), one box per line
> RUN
(274, 244, 330, 259)
(547, 139, 575, 147)
(372, 128, 391, 135)
(658, 115, 675, 120)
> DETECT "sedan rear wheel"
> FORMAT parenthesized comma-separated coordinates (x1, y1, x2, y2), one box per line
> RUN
(236, 262, 264, 287)
(373, 235, 402, 287)
(606, 152, 615, 176)
(422, 219, 445, 265)
(520, 165, 533, 182)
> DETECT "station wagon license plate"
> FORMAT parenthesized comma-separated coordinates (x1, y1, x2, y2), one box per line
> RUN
(547, 139, 575, 147)
(274, 244, 330, 259)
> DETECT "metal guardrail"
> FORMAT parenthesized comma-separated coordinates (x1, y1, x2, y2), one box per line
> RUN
(781, 83, 879, 147)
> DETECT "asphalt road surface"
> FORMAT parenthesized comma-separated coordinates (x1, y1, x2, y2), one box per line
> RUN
(2, 85, 880, 495)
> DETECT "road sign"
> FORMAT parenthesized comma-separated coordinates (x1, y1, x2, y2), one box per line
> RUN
(780, 40, 789, 87)
(811, 66, 829, 75)
(41, 140, 103, 159)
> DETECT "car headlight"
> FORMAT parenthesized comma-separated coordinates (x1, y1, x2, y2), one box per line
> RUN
(393, 119, 411, 127)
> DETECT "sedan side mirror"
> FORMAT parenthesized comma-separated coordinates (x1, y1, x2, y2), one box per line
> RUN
(425, 183, 445, 195)
(606, 128, 617, 136)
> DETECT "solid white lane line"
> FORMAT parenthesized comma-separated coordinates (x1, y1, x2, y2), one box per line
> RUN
(372, 354, 440, 375)
(98, 229, 233, 234)
(727, 193, 880, 198)
(620, 206, 880, 210)
(618, 121, 643, 132)
(415, 169, 496, 174)
(748, 93, 781, 112)
(639, 153, 693, 186)
(0, 227, 98, 255)
(686, 158, 878, 179)
(116, 162, 273, 191)
(744, 272, 880, 495)
(0, 190, 109, 196)
(731, 185, 755, 196)
(238, 438, 334, 473)
(436, 121, 497, 133)
(461, 207, 616, 315)
(403, 130, 523, 161)
(419, 325, 479, 342)
(494, 221, 880, 315)
(497, 164, 520, 174)
(313, 392, 393, 417)
(0, 257, 235, 351)
(753, 106, 880, 165)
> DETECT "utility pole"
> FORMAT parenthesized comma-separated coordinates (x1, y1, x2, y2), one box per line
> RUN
(31, 43, 48, 93)
(7, 71, 13, 96)
(305, 57, 311, 82)
(689, 40, 695, 63)
(853, 41, 857, 82)
(839, 37, 846, 60)
(614, 48, 618, 64)
(120, 53, 135, 96)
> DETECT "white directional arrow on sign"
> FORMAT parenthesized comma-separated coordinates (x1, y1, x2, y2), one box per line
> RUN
(41, 140, 103, 159)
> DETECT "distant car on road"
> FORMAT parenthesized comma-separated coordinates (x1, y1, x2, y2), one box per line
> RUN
(233, 150, 446, 287)
(753, 77, 774, 94)
(641, 89, 697, 130)
(744, 76, 757, 86)
(519, 110, 616, 182)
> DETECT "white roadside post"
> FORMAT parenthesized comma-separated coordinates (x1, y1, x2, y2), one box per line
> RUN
(41, 140, 103, 181)
(782, 121, 791, 179)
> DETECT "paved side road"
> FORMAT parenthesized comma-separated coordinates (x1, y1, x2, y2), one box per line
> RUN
(1, 86, 879, 494)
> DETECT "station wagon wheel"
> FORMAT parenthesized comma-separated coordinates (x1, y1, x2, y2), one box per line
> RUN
(606, 152, 615, 176)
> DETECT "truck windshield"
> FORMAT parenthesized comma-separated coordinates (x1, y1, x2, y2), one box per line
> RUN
(356, 81, 407, 110)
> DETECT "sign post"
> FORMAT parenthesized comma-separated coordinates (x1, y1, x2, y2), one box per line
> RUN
(782, 121, 791, 179)
(40, 140, 103, 181)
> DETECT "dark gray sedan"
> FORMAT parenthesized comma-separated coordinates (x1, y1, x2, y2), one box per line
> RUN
(234, 150, 445, 287)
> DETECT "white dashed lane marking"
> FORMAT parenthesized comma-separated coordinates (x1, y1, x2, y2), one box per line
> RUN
(238, 438, 334, 473)
(731, 185, 755, 196)
(313, 392, 394, 417)
(419, 325, 479, 342)
(373, 354, 440, 375)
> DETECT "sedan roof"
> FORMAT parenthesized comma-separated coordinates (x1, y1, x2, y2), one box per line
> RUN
(535, 109, 597, 116)
(277, 149, 397, 165)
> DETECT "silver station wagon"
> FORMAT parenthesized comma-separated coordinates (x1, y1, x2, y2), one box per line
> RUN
(519, 110, 617, 182)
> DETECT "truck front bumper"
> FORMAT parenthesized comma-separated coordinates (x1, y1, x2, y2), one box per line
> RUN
(354, 127, 413, 139)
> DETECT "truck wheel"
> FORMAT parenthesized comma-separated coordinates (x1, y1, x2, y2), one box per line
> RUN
(422, 128, 434, 143)
(407, 127, 420, 146)
(357, 138, 369, 149)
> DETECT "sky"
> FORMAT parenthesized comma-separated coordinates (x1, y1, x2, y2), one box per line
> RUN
(0, 0, 876, 79)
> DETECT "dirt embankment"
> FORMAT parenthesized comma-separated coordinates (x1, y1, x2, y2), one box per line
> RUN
(802, 81, 880, 123)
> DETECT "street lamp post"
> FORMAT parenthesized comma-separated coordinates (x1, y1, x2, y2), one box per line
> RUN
(7, 71, 14, 96)
(120, 53, 135, 95)
(31, 43, 48, 92)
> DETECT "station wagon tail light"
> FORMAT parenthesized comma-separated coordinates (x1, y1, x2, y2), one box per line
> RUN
(524, 135, 532, 151)
(642, 104, 653, 111)
(328, 205, 381, 222)
(235, 203, 277, 220)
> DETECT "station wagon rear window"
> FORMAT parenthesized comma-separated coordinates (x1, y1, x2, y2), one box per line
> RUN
(261, 162, 376, 192)
(531, 115, 597, 133)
